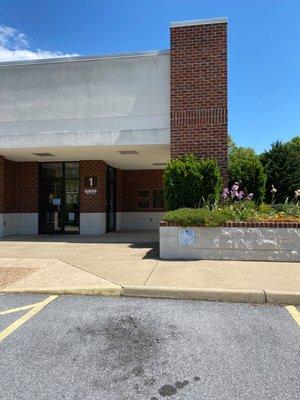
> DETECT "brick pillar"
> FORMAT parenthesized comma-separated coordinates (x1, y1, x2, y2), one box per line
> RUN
(4, 160, 17, 213)
(80, 160, 106, 213)
(79, 160, 107, 234)
(170, 18, 228, 179)
(116, 169, 123, 213)
(15, 162, 39, 213)
(0, 156, 4, 214)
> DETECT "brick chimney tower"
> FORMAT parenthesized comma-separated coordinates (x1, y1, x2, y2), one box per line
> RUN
(170, 17, 228, 179)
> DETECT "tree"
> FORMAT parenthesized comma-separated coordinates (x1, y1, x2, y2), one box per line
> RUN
(229, 143, 266, 203)
(260, 137, 300, 203)
(163, 155, 222, 210)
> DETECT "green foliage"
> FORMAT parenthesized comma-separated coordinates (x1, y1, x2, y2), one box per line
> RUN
(229, 144, 266, 203)
(163, 208, 231, 227)
(288, 136, 300, 154)
(260, 138, 300, 203)
(162, 201, 300, 227)
(271, 202, 300, 218)
(163, 155, 222, 211)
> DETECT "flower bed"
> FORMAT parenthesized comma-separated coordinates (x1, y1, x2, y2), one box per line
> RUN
(160, 184, 300, 261)
(162, 203, 300, 227)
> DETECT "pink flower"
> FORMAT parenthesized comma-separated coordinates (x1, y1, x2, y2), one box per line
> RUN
(231, 183, 239, 198)
(222, 188, 229, 199)
(236, 191, 244, 200)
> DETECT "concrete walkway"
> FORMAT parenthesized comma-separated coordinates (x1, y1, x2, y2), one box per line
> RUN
(0, 231, 299, 304)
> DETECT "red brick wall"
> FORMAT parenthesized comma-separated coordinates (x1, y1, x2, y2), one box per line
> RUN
(0, 156, 4, 213)
(0, 158, 38, 213)
(16, 162, 39, 213)
(0, 159, 164, 216)
(80, 160, 106, 213)
(0, 158, 107, 215)
(170, 21, 228, 179)
(4, 159, 16, 213)
(121, 170, 165, 212)
(116, 169, 123, 213)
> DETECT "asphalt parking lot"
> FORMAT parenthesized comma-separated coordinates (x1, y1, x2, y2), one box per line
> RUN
(0, 294, 299, 400)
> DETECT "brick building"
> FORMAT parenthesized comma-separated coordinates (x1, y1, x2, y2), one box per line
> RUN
(0, 18, 228, 236)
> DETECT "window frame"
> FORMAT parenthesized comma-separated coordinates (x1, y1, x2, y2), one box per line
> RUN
(152, 188, 165, 209)
(137, 189, 150, 209)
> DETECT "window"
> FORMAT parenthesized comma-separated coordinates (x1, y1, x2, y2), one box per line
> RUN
(153, 189, 165, 209)
(137, 190, 150, 209)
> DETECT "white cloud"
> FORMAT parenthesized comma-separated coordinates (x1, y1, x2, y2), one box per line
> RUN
(0, 25, 79, 62)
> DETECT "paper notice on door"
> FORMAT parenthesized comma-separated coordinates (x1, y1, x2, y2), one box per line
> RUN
(53, 198, 61, 206)
(68, 212, 75, 221)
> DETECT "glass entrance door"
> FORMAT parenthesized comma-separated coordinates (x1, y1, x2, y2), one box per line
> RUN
(39, 162, 80, 234)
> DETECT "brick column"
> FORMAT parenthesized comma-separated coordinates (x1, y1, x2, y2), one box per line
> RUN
(116, 169, 123, 213)
(80, 160, 106, 213)
(0, 156, 4, 215)
(16, 162, 38, 213)
(170, 18, 228, 179)
(4, 160, 17, 213)
(0, 159, 39, 236)
(79, 160, 107, 234)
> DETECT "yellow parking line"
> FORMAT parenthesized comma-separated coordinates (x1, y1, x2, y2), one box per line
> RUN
(0, 295, 58, 342)
(286, 305, 300, 327)
(0, 303, 41, 316)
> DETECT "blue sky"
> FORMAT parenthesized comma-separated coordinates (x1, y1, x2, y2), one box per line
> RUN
(0, 0, 299, 153)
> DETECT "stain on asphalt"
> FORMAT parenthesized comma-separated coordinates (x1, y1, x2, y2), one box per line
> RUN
(102, 315, 160, 366)
(103, 315, 179, 365)
(69, 313, 182, 396)
(175, 380, 189, 389)
(158, 384, 177, 397)
(154, 376, 197, 398)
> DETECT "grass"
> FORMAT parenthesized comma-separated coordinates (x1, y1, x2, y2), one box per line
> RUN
(163, 201, 300, 227)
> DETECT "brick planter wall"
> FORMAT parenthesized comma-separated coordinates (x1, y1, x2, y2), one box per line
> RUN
(160, 222, 300, 261)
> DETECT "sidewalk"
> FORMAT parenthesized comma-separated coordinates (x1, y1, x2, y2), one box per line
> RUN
(0, 258, 121, 296)
(0, 233, 299, 304)
(123, 259, 300, 305)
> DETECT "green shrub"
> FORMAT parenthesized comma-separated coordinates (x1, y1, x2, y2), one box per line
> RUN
(229, 145, 266, 203)
(163, 155, 222, 211)
(162, 201, 300, 227)
(163, 208, 232, 227)
(260, 138, 300, 203)
(271, 202, 300, 217)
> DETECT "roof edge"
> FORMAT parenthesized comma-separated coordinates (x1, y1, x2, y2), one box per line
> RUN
(170, 17, 228, 28)
(0, 49, 170, 68)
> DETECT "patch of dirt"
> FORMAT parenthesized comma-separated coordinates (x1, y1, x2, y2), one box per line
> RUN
(0, 267, 38, 289)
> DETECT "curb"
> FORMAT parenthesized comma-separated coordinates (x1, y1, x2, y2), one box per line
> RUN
(122, 286, 267, 304)
(0, 287, 122, 297)
(1, 286, 299, 305)
(265, 291, 300, 305)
